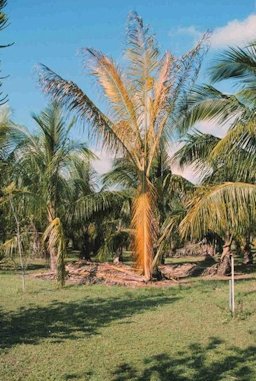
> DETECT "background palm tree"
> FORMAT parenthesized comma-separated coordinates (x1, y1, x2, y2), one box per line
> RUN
(173, 41, 256, 273)
(38, 12, 208, 280)
(12, 102, 93, 283)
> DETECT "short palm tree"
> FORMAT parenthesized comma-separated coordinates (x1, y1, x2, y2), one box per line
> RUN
(38, 12, 207, 280)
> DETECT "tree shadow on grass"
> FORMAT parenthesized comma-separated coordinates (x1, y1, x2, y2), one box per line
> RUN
(111, 337, 256, 381)
(0, 292, 179, 349)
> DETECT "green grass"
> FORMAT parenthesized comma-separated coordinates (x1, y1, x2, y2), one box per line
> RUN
(1, 270, 256, 381)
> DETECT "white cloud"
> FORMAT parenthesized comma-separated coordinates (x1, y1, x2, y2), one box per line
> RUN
(211, 14, 256, 48)
(92, 148, 114, 175)
(169, 25, 202, 40)
(169, 14, 256, 50)
(171, 162, 200, 184)
(167, 143, 201, 184)
(195, 120, 230, 138)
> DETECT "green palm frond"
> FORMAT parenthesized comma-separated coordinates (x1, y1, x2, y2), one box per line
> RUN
(209, 44, 256, 84)
(180, 182, 256, 239)
(210, 120, 256, 160)
(102, 158, 138, 189)
(72, 190, 131, 223)
(177, 84, 248, 133)
(172, 131, 220, 174)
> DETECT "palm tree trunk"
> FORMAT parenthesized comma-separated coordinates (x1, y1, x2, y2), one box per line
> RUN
(30, 221, 41, 257)
(133, 192, 153, 281)
(243, 234, 253, 265)
(217, 235, 232, 275)
(113, 247, 123, 264)
(47, 202, 58, 273)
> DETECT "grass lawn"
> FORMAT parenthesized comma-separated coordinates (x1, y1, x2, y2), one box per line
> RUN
(0, 269, 256, 381)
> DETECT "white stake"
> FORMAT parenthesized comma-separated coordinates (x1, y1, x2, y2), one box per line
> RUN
(231, 254, 235, 316)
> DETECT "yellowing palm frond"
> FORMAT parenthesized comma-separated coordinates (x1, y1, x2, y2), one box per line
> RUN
(152, 52, 172, 123)
(126, 11, 159, 86)
(38, 65, 126, 155)
(85, 49, 139, 129)
(132, 191, 156, 280)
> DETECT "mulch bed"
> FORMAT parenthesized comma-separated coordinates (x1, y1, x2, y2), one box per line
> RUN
(32, 261, 196, 287)
(32, 260, 255, 287)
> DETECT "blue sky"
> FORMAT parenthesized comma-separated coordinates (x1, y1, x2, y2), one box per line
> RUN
(2, 0, 255, 128)
(1, 1, 256, 177)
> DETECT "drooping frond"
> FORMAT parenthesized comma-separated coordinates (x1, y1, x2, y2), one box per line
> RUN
(102, 157, 138, 189)
(38, 65, 125, 154)
(172, 131, 220, 176)
(208, 119, 256, 182)
(132, 191, 155, 280)
(72, 190, 131, 223)
(38, 65, 142, 168)
(177, 84, 248, 133)
(0, 236, 17, 259)
(180, 182, 256, 239)
(210, 120, 256, 159)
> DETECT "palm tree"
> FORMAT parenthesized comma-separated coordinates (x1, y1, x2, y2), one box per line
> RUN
(38, 12, 207, 280)
(14, 102, 93, 283)
(0, 107, 25, 245)
(103, 146, 193, 271)
(63, 154, 98, 259)
(174, 41, 256, 273)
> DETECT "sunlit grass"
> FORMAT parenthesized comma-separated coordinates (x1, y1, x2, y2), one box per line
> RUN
(1, 269, 256, 381)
